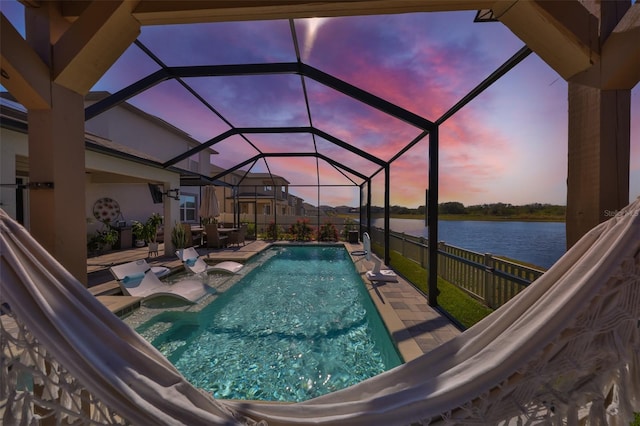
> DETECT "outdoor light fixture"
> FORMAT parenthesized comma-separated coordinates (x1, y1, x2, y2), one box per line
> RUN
(165, 188, 180, 200)
(148, 183, 180, 203)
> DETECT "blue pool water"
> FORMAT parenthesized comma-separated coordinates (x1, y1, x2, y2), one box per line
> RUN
(133, 246, 402, 402)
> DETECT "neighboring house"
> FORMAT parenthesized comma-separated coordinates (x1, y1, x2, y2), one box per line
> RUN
(0, 92, 218, 248)
(210, 167, 306, 226)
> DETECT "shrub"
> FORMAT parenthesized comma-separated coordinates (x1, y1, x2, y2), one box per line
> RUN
(245, 222, 255, 239)
(289, 219, 313, 241)
(317, 221, 339, 241)
(265, 222, 279, 240)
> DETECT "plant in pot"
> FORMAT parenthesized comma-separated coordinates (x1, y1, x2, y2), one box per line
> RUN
(171, 222, 189, 259)
(145, 213, 162, 254)
(132, 213, 162, 250)
(131, 221, 147, 247)
(87, 222, 119, 255)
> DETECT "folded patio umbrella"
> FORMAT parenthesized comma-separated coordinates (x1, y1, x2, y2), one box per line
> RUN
(199, 185, 220, 221)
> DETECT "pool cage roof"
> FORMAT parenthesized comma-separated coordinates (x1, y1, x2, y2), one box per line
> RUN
(85, 15, 531, 305)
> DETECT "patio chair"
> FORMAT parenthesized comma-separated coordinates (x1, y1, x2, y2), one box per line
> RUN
(227, 224, 246, 247)
(205, 224, 228, 248)
(109, 259, 209, 304)
(177, 246, 243, 274)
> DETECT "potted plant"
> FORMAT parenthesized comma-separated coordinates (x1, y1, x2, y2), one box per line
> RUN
(131, 221, 147, 247)
(171, 222, 189, 251)
(131, 213, 163, 250)
(87, 224, 119, 255)
(145, 213, 162, 254)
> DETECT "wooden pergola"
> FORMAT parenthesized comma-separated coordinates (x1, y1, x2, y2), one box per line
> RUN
(1, 0, 638, 285)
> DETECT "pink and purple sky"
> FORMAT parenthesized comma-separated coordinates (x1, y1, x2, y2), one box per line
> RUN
(2, 1, 638, 208)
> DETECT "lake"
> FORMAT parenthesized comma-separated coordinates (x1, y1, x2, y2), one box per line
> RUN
(372, 218, 566, 270)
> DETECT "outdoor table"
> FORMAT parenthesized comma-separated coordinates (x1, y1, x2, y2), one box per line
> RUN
(217, 227, 238, 234)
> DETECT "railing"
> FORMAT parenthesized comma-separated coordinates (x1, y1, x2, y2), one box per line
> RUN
(369, 227, 546, 309)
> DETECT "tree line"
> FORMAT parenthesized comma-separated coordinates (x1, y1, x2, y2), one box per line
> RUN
(371, 202, 566, 220)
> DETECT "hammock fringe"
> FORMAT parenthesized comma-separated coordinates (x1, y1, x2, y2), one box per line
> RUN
(1, 198, 640, 425)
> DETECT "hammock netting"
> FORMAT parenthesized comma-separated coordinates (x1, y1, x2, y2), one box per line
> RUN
(1, 198, 639, 425)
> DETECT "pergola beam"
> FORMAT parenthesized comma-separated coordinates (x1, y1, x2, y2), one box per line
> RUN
(57, 1, 496, 25)
(572, 2, 640, 89)
(0, 14, 51, 109)
(492, 0, 599, 81)
(53, 0, 141, 94)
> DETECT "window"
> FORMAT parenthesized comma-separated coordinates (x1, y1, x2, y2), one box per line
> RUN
(264, 185, 272, 192)
(180, 194, 197, 222)
(263, 204, 271, 215)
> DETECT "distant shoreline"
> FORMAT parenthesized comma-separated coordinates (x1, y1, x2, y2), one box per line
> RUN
(371, 214, 566, 223)
(438, 214, 565, 222)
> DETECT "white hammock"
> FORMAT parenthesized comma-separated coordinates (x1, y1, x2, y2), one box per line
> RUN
(1, 198, 639, 425)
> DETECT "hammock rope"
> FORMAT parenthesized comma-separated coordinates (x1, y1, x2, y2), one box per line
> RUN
(1, 198, 639, 425)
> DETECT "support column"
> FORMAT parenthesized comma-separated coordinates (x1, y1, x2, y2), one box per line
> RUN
(566, 84, 630, 248)
(566, 0, 632, 249)
(28, 86, 87, 284)
(26, 3, 87, 284)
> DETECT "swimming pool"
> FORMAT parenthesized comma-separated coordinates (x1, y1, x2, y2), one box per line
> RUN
(129, 245, 402, 402)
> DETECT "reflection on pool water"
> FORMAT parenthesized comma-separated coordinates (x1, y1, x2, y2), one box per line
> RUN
(126, 245, 402, 402)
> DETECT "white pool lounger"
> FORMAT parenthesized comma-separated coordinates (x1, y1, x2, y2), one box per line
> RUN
(176, 246, 244, 274)
(109, 259, 209, 304)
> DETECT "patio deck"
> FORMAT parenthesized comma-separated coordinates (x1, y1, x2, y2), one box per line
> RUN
(87, 240, 461, 359)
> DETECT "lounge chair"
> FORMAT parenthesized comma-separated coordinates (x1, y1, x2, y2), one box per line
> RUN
(176, 246, 243, 274)
(109, 259, 209, 303)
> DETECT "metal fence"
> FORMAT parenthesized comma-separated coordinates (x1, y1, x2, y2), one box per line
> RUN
(369, 227, 546, 309)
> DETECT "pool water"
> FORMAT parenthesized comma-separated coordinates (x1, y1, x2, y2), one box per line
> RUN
(134, 245, 402, 402)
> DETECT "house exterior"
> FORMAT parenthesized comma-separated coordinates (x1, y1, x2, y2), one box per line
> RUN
(1, 91, 325, 249)
(1, 92, 217, 250)
(209, 166, 309, 231)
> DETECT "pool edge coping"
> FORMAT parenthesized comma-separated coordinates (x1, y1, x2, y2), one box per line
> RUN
(345, 245, 424, 363)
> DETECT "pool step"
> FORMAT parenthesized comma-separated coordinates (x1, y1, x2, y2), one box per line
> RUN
(96, 295, 142, 317)
(89, 281, 121, 296)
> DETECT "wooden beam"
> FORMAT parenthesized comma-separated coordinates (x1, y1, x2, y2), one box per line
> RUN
(53, 0, 141, 94)
(492, 0, 599, 80)
(0, 14, 51, 109)
(566, 84, 630, 248)
(602, 3, 640, 89)
(572, 3, 640, 89)
(59, 0, 495, 25)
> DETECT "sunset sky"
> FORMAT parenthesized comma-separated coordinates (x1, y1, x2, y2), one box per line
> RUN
(2, 1, 638, 208)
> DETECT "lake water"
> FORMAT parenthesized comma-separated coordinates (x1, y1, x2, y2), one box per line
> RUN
(372, 218, 566, 270)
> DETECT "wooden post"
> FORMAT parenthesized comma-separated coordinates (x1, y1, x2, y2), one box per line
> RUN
(484, 253, 495, 309)
(566, 83, 630, 248)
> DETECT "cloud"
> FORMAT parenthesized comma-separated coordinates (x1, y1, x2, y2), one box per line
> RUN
(139, 20, 296, 66)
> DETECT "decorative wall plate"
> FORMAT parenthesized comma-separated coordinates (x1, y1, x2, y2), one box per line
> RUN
(93, 197, 121, 224)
